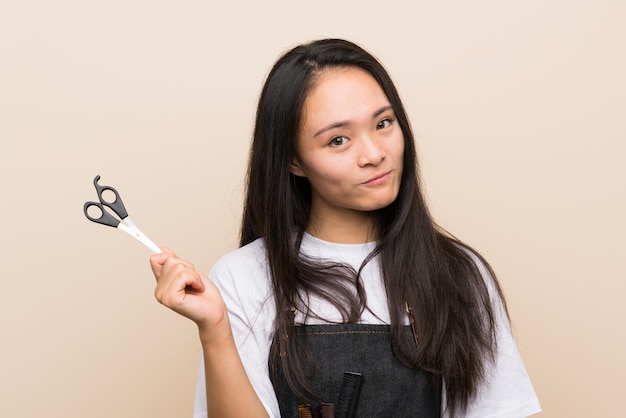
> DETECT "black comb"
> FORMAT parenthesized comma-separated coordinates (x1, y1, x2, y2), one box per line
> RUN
(334, 371, 363, 418)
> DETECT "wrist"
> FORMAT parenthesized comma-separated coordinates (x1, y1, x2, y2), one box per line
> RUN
(198, 313, 233, 347)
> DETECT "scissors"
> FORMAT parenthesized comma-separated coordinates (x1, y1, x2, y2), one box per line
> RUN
(83, 175, 162, 254)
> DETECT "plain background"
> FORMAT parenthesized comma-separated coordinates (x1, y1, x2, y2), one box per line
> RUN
(1, 1, 624, 417)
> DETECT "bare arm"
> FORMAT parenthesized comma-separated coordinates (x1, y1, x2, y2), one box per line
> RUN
(150, 248, 269, 418)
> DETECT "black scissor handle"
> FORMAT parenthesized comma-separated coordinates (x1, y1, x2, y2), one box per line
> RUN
(83, 201, 121, 228)
(93, 175, 128, 219)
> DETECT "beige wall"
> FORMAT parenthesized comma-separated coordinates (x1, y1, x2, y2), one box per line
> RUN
(1, 1, 624, 417)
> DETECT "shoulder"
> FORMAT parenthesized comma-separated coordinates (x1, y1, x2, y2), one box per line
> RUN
(209, 238, 272, 307)
(211, 238, 268, 279)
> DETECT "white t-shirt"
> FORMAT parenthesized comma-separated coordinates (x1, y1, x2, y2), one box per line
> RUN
(193, 234, 541, 417)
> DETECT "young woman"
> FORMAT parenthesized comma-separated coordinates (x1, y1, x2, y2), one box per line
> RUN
(150, 39, 541, 417)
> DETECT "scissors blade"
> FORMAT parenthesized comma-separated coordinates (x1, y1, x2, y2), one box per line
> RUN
(118, 219, 162, 254)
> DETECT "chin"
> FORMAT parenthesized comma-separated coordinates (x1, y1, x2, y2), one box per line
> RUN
(358, 195, 399, 212)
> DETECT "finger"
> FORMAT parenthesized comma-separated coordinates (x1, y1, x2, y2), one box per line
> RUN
(160, 254, 195, 273)
(183, 270, 207, 295)
(150, 247, 175, 264)
(155, 268, 206, 306)
(150, 248, 194, 278)
(160, 246, 175, 255)
(185, 272, 207, 293)
(149, 251, 175, 278)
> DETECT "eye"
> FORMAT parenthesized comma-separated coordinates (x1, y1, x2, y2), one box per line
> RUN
(329, 136, 349, 147)
(376, 118, 393, 130)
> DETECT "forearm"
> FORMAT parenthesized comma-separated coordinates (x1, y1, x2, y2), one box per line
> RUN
(150, 250, 268, 416)
(200, 328, 269, 418)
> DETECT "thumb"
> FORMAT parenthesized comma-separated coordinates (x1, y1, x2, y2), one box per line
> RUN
(149, 247, 176, 277)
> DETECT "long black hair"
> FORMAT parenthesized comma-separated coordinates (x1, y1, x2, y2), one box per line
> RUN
(240, 38, 506, 416)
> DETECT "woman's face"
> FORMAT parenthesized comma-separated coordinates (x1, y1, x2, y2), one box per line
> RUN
(291, 66, 405, 226)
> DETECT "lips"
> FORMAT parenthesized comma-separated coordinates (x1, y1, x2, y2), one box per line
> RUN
(363, 171, 391, 185)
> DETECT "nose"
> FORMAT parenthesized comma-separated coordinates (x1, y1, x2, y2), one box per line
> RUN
(357, 135, 385, 167)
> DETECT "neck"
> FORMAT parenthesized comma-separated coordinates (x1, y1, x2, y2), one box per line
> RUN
(306, 210, 377, 244)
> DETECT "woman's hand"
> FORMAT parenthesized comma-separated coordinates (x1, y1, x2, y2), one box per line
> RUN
(150, 248, 230, 344)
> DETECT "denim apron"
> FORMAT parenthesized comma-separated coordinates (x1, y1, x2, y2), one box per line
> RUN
(270, 323, 442, 418)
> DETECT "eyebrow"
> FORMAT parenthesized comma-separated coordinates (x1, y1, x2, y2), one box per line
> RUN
(312, 105, 394, 138)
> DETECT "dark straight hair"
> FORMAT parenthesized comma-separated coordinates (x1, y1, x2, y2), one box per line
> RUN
(240, 38, 506, 416)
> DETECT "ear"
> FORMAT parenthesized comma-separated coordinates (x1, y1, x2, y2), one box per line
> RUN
(290, 156, 306, 177)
